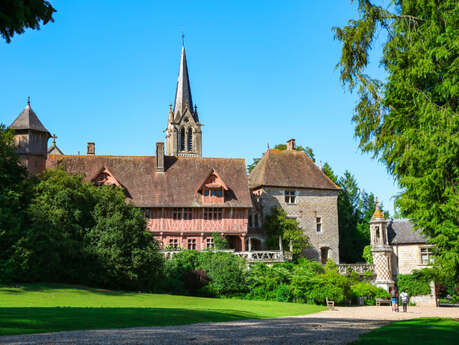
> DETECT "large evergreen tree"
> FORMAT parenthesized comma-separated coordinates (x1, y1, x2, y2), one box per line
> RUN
(335, 0, 458, 278)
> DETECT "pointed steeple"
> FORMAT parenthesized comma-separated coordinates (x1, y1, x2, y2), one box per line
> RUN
(173, 44, 198, 122)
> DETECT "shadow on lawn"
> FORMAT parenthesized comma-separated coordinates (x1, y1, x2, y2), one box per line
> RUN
(0, 307, 258, 336)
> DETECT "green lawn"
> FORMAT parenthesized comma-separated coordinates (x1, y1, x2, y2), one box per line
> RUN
(0, 283, 324, 336)
(350, 318, 459, 345)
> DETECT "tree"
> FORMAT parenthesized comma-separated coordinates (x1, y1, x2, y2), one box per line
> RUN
(323, 162, 387, 262)
(3, 168, 163, 290)
(334, 0, 458, 278)
(247, 143, 315, 173)
(0, 125, 31, 282)
(1, 0, 56, 43)
(264, 206, 309, 256)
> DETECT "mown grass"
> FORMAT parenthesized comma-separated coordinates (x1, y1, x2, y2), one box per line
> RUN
(349, 317, 459, 345)
(0, 283, 324, 336)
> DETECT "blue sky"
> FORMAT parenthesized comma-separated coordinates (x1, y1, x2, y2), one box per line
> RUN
(1, 1, 399, 214)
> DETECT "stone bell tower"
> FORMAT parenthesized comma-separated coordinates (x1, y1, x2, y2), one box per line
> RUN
(370, 198, 395, 291)
(9, 98, 51, 174)
(165, 42, 203, 157)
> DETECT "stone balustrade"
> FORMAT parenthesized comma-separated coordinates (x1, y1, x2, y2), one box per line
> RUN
(338, 263, 375, 275)
(161, 249, 290, 263)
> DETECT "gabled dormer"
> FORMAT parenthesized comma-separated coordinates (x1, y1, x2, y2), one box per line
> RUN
(198, 169, 228, 204)
(92, 167, 121, 187)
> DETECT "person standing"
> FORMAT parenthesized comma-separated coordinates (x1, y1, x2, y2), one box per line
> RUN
(400, 290, 409, 312)
(391, 287, 399, 312)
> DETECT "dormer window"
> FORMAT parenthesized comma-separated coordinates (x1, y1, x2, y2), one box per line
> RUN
(198, 170, 229, 204)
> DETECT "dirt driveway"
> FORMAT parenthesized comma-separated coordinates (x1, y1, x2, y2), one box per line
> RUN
(1, 306, 458, 345)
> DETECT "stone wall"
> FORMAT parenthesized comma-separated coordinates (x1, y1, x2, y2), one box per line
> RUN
(392, 244, 433, 275)
(257, 187, 339, 263)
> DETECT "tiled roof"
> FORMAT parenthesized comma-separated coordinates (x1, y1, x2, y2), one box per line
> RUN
(388, 219, 427, 244)
(248, 149, 340, 190)
(46, 155, 252, 208)
(9, 104, 49, 133)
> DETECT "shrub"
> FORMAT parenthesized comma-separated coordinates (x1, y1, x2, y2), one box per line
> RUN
(351, 282, 389, 304)
(211, 233, 230, 250)
(274, 284, 291, 302)
(398, 272, 431, 296)
(198, 251, 247, 295)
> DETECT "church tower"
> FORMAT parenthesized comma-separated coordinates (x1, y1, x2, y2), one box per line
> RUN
(9, 98, 50, 174)
(370, 199, 395, 291)
(165, 43, 202, 157)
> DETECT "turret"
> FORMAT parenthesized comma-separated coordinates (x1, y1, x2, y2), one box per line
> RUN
(9, 98, 50, 174)
(370, 198, 395, 291)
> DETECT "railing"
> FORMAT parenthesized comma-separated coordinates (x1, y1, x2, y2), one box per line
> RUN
(338, 263, 375, 275)
(161, 249, 290, 263)
(234, 250, 289, 263)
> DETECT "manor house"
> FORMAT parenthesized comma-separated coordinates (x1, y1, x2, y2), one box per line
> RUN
(8, 43, 340, 261)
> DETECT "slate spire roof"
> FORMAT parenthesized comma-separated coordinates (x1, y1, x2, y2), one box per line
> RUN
(173, 44, 199, 122)
(9, 98, 50, 134)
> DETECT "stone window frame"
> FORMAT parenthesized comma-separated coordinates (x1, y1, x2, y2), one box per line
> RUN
(316, 216, 323, 233)
(284, 190, 297, 205)
(248, 213, 259, 228)
(206, 237, 214, 249)
(420, 246, 434, 265)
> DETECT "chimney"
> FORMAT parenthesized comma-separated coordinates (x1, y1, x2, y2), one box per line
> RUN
(87, 142, 95, 155)
(156, 142, 164, 173)
(286, 138, 296, 151)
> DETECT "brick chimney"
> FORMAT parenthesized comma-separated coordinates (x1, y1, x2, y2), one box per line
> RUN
(156, 142, 164, 173)
(286, 138, 296, 151)
(87, 142, 95, 155)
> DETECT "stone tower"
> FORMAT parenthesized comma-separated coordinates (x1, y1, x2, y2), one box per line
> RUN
(370, 199, 395, 291)
(9, 98, 51, 174)
(165, 44, 202, 157)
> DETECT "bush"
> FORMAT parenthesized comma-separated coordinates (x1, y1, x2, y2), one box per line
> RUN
(163, 251, 247, 296)
(211, 233, 230, 249)
(198, 251, 247, 295)
(274, 284, 291, 302)
(351, 282, 389, 304)
(398, 273, 432, 296)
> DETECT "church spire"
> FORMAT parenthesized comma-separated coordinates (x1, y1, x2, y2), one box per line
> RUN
(173, 43, 198, 122)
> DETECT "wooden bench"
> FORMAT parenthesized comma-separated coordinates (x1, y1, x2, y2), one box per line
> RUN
(375, 298, 391, 306)
(326, 298, 335, 310)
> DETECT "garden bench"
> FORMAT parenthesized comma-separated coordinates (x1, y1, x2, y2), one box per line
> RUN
(326, 298, 335, 310)
(375, 298, 391, 306)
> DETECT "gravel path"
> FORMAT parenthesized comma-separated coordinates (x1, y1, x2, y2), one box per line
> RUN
(1, 306, 458, 345)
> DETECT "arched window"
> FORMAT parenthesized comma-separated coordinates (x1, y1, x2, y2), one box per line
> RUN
(187, 128, 193, 151)
(180, 127, 185, 151)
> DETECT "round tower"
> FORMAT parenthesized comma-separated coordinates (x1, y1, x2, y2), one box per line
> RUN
(370, 198, 394, 291)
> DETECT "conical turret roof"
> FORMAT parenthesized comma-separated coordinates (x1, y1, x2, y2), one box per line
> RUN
(10, 99, 50, 134)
